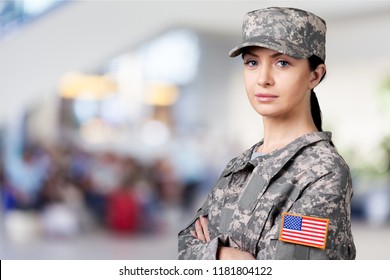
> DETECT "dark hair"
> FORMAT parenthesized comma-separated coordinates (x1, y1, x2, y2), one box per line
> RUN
(308, 55, 326, 132)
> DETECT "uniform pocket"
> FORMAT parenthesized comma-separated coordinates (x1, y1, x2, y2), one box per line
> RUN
(237, 173, 267, 210)
(274, 239, 326, 260)
(219, 207, 234, 234)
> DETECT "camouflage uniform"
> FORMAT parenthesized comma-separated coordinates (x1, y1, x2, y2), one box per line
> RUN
(178, 132, 356, 259)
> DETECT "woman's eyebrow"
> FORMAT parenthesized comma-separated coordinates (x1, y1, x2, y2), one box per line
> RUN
(270, 52, 284, 58)
(242, 51, 285, 58)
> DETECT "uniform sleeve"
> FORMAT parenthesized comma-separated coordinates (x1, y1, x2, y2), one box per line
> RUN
(178, 219, 226, 260)
(177, 197, 216, 260)
(177, 194, 234, 260)
(271, 168, 356, 260)
(178, 157, 241, 260)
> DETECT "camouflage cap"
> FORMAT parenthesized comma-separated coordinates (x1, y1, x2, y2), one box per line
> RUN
(229, 7, 326, 61)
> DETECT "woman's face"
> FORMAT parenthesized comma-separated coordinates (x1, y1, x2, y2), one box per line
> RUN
(243, 47, 319, 120)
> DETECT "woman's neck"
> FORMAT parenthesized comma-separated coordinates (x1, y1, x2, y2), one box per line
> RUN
(259, 115, 318, 154)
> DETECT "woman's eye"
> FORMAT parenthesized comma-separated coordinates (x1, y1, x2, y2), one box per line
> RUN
(244, 60, 257, 67)
(276, 60, 290, 67)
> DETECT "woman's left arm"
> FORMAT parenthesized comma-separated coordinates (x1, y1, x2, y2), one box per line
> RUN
(273, 169, 356, 260)
(192, 216, 255, 260)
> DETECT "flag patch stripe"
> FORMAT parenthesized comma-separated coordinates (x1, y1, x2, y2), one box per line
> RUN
(282, 229, 326, 239)
(281, 234, 325, 246)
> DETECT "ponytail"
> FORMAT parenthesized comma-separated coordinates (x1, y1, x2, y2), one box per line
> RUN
(308, 55, 326, 132)
(310, 90, 322, 131)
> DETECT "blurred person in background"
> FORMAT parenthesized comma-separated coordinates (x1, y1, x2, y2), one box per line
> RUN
(106, 155, 152, 234)
(84, 151, 124, 226)
(152, 157, 182, 208)
(105, 176, 142, 233)
(178, 7, 356, 260)
(2, 144, 49, 211)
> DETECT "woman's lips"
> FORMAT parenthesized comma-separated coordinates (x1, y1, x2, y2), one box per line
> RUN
(255, 93, 278, 102)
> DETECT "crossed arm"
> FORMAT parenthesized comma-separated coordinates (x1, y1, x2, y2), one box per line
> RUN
(191, 216, 255, 260)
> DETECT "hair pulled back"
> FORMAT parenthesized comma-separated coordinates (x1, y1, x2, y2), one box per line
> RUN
(308, 55, 326, 132)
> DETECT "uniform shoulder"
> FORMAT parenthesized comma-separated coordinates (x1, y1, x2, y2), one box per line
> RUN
(300, 141, 352, 195)
(312, 141, 349, 168)
(299, 140, 351, 180)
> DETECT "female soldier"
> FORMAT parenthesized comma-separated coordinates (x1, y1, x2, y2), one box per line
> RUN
(178, 7, 356, 260)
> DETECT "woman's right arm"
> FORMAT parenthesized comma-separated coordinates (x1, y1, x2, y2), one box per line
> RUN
(178, 213, 222, 259)
(178, 215, 255, 260)
(183, 216, 256, 260)
(179, 157, 254, 260)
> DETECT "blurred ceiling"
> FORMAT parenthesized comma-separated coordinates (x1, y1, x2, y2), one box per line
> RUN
(59, 1, 390, 49)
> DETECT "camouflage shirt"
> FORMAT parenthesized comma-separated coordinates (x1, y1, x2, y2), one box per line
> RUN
(178, 131, 356, 260)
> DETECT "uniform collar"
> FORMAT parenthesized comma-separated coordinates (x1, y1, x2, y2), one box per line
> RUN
(222, 131, 332, 177)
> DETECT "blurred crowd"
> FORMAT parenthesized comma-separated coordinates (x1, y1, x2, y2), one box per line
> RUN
(0, 140, 212, 240)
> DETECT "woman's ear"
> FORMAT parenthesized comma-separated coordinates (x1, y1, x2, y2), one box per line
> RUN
(309, 64, 326, 89)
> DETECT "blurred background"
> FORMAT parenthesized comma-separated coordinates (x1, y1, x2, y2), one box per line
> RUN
(0, 0, 390, 260)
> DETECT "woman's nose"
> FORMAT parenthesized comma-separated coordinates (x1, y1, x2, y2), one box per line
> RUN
(257, 66, 273, 87)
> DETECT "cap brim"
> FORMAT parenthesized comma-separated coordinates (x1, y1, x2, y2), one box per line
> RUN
(228, 37, 309, 59)
(228, 42, 268, 57)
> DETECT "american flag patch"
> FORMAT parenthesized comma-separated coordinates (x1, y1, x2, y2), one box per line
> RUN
(279, 212, 329, 249)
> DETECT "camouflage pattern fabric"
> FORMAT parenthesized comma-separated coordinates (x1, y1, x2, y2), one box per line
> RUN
(178, 132, 356, 260)
(229, 7, 327, 61)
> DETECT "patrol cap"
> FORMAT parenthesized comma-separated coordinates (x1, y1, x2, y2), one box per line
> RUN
(228, 7, 327, 61)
